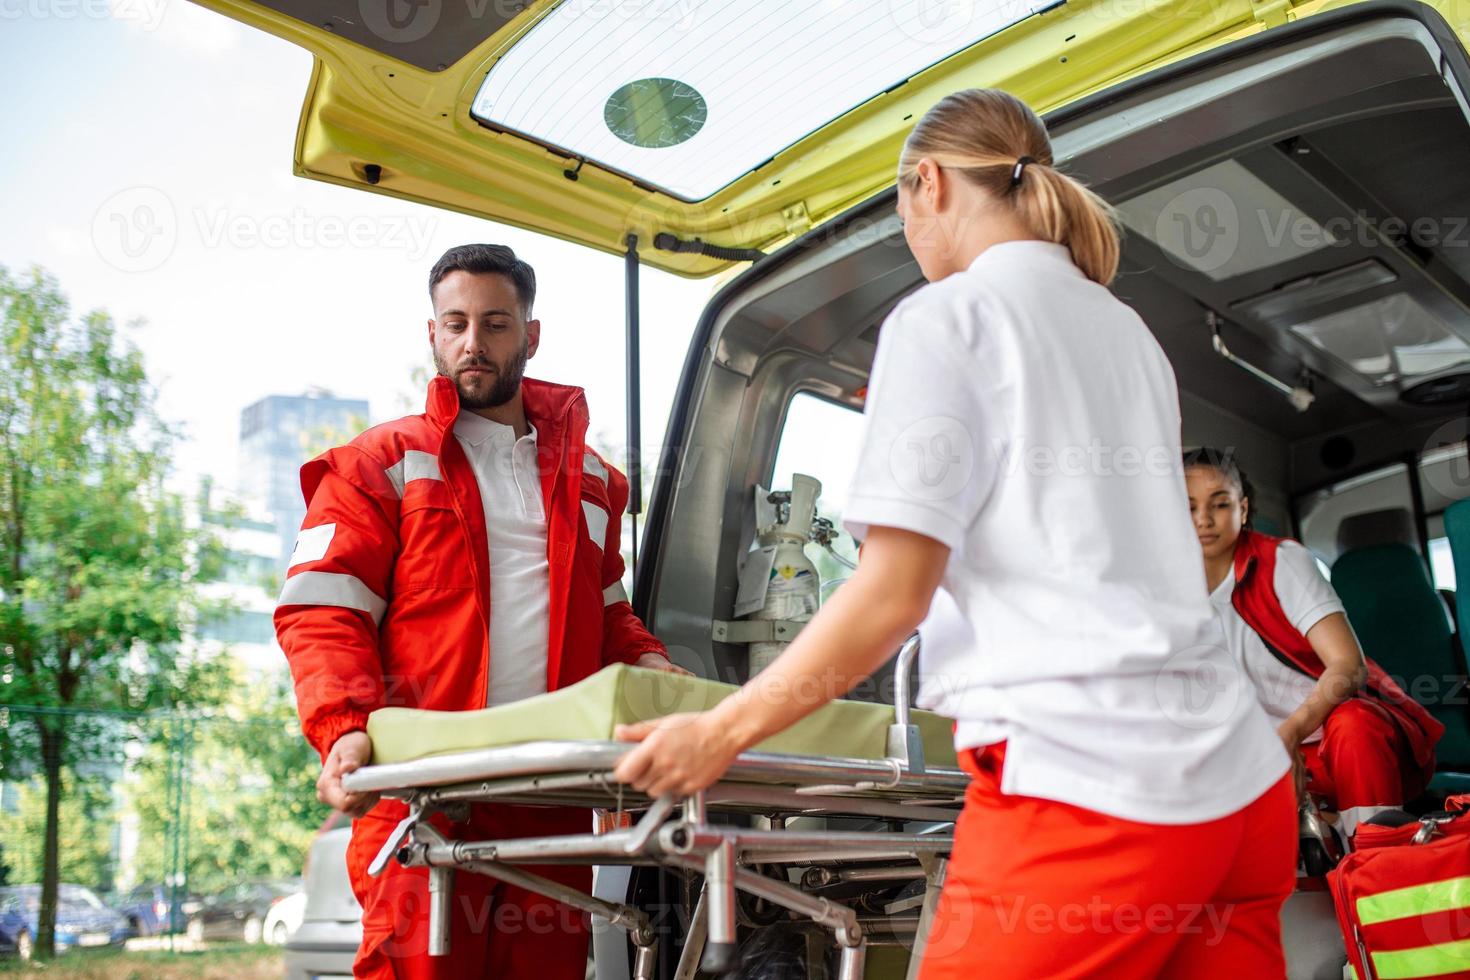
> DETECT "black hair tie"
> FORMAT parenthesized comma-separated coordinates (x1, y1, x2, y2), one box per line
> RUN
(1009, 155, 1036, 190)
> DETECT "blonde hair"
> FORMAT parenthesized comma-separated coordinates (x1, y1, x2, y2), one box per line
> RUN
(898, 89, 1121, 286)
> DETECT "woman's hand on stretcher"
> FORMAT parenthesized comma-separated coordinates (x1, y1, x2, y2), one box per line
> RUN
(613, 528, 947, 800)
(318, 730, 381, 819)
(612, 712, 743, 798)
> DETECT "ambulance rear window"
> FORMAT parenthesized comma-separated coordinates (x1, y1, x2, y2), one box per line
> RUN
(470, 0, 1052, 201)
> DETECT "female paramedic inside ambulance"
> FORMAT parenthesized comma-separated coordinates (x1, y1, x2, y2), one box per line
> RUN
(614, 88, 1296, 979)
(1183, 447, 1442, 842)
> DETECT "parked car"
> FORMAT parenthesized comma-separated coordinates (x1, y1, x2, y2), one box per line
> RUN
(186, 878, 300, 944)
(284, 826, 360, 980)
(114, 882, 202, 937)
(0, 884, 130, 960)
(264, 889, 307, 946)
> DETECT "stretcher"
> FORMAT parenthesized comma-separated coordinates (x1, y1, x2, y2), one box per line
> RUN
(341, 639, 967, 978)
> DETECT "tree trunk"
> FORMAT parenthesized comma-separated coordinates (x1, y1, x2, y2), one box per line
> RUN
(37, 718, 63, 960)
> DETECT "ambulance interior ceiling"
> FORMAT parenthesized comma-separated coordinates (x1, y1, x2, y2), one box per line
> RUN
(708, 15, 1470, 514)
(651, 18, 1470, 671)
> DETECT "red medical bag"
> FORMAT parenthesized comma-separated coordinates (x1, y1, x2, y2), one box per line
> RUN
(1327, 796, 1470, 979)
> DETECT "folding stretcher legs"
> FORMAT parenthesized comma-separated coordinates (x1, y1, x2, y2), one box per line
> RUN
(349, 801, 597, 980)
(406, 822, 661, 977)
(371, 789, 951, 977)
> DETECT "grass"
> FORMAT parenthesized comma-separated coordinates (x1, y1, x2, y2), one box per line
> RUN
(0, 943, 282, 979)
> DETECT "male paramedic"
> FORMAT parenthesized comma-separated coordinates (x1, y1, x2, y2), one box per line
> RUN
(275, 243, 681, 978)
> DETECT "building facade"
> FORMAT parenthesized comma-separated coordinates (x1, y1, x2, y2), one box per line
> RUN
(238, 390, 369, 571)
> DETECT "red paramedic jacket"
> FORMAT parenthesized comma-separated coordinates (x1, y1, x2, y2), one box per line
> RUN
(275, 375, 667, 763)
(1231, 528, 1443, 787)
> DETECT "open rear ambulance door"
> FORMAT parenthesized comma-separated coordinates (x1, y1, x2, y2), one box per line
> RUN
(183, 0, 1356, 278)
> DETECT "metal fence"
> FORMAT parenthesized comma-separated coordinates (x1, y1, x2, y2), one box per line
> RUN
(0, 698, 328, 957)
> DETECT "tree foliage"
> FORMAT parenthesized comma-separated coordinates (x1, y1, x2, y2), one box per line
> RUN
(0, 772, 115, 890)
(126, 662, 329, 896)
(0, 266, 230, 956)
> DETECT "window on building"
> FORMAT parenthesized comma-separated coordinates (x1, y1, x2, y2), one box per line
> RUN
(221, 551, 278, 589)
(200, 610, 275, 646)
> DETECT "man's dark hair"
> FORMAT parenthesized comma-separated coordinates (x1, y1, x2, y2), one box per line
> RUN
(428, 244, 536, 317)
(1182, 445, 1254, 528)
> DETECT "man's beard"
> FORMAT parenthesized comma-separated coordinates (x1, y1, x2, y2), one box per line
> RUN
(434, 339, 529, 410)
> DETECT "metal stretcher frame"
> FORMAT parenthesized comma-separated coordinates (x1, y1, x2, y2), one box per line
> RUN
(340, 639, 969, 977)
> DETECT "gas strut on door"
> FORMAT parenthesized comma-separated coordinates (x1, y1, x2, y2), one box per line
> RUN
(620, 232, 768, 583)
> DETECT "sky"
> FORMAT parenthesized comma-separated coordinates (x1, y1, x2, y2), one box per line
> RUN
(0, 0, 717, 496)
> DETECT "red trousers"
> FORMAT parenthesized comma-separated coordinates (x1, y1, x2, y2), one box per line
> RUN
(917, 744, 1297, 980)
(1302, 698, 1421, 811)
(345, 803, 591, 979)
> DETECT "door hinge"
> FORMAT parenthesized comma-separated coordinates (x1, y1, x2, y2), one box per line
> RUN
(711, 620, 807, 644)
(1251, 0, 1292, 29)
(781, 201, 811, 235)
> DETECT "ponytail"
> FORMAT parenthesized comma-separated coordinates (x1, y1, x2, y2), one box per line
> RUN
(898, 89, 1121, 286)
(1014, 165, 1121, 287)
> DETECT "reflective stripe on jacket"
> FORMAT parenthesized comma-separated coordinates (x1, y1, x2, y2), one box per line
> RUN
(276, 374, 666, 760)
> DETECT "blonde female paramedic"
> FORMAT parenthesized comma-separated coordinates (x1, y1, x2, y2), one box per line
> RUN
(613, 89, 1296, 979)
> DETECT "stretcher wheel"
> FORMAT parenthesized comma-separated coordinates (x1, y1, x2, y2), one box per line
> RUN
(610, 865, 695, 979)
(1300, 837, 1335, 877)
(730, 923, 813, 979)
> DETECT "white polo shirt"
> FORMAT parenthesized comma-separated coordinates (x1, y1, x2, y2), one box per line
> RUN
(454, 410, 550, 707)
(843, 240, 1287, 824)
(1210, 540, 1347, 743)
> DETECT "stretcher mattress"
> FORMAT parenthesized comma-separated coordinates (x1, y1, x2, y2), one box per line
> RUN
(366, 664, 957, 768)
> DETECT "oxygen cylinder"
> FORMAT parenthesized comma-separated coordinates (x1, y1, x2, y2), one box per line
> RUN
(747, 474, 822, 675)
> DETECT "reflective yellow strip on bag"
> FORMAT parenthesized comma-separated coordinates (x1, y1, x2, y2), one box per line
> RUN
(1370, 937, 1470, 979)
(1357, 876, 1470, 926)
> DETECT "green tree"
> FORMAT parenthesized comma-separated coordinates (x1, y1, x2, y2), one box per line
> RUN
(0, 772, 115, 890)
(0, 266, 229, 958)
(126, 661, 330, 896)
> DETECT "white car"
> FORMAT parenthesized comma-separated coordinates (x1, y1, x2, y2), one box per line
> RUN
(284, 827, 361, 980)
(264, 890, 307, 946)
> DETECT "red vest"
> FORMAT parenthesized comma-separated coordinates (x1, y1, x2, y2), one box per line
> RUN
(1230, 529, 1443, 781)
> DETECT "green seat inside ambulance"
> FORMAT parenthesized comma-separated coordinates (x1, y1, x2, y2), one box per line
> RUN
(1334, 507, 1470, 785)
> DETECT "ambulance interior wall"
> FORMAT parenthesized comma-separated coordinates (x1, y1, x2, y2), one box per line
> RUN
(1181, 390, 1292, 536)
